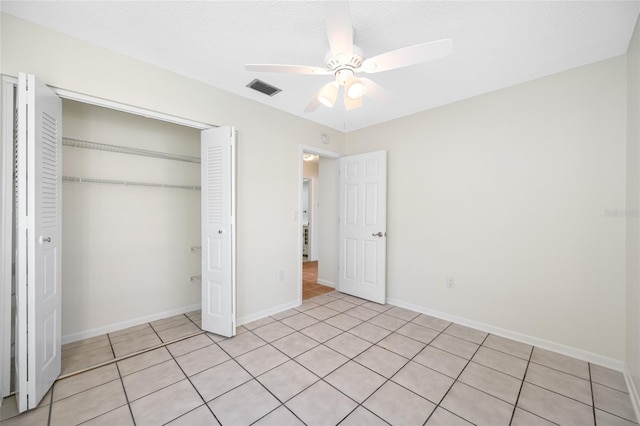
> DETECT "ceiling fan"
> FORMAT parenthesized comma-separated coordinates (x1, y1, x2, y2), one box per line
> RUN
(245, 1, 452, 112)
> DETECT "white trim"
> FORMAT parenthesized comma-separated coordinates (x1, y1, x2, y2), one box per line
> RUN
(317, 279, 336, 288)
(61, 304, 201, 345)
(52, 87, 215, 130)
(624, 365, 640, 424)
(300, 144, 342, 160)
(388, 297, 625, 371)
(298, 144, 342, 306)
(236, 300, 299, 326)
(0, 76, 17, 401)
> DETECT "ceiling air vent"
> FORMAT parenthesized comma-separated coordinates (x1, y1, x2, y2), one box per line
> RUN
(246, 79, 281, 97)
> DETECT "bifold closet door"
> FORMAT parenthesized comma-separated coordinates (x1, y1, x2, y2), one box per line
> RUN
(201, 126, 236, 337)
(16, 73, 62, 412)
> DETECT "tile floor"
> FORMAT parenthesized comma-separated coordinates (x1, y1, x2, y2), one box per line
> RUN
(1, 291, 638, 426)
(303, 261, 334, 300)
(59, 310, 202, 375)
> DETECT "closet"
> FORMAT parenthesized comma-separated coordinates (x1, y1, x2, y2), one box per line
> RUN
(61, 100, 202, 340)
(1, 73, 236, 412)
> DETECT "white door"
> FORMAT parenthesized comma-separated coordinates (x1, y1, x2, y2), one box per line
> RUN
(338, 151, 387, 304)
(201, 126, 236, 337)
(16, 73, 62, 412)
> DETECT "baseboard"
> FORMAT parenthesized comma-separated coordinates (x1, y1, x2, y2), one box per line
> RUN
(237, 300, 299, 326)
(624, 365, 640, 424)
(387, 298, 624, 372)
(317, 279, 335, 288)
(61, 303, 201, 345)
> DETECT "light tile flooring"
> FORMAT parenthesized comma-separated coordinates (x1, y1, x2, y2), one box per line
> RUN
(59, 310, 202, 375)
(1, 291, 638, 425)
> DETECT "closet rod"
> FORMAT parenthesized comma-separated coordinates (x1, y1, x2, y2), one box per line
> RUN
(63, 137, 201, 164)
(63, 176, 201, 191)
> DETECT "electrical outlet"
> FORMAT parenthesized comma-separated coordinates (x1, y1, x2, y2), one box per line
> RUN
(278, 270, 285, 282)
(446, 276, 455, 288)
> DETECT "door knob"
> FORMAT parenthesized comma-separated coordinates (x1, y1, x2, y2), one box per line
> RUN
(372, 232, 385, 237)
(39, 236, 51, 244)
(218, 230, 224, 234)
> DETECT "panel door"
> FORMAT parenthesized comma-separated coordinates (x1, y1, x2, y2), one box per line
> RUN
(338, 150, 387, 304)
(201, 126, 236, 337)
(16, 73, 62, 412)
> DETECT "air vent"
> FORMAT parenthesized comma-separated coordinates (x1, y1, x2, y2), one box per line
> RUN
(246, 79, 282, 97)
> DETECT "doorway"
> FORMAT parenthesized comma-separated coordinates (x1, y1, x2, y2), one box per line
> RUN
(299, 145, 341, 301)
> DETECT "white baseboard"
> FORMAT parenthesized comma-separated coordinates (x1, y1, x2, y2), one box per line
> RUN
(624, 365, 640, 424)
(387, 298, 625, 372)
(317, 279, 335, 288)
(62, 304, 201, 345)
(237, 300, 299, 326)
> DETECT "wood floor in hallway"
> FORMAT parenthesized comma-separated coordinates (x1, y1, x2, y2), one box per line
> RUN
(302, 261, 334, 300)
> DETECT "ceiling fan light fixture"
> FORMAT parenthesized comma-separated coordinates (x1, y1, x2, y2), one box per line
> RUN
(318, 82, 338, 107)
(345, 76, 365, 99)
(344, 92, 362, 110)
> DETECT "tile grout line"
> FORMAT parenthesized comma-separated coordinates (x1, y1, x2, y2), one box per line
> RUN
(212, 330, 309, 425)
(422, 327, 490, 425)
(46, 386, 54, 426)
(114, 362, 137, 426)
(286, 295, 489, 425)
(508, 344, 534, 425)
(106, 331, 117, 360)
(589, 363, 597, 425)
(252, 301, 398, 424)
(163, 333, 224, 426)
(57, 331, 206, 381)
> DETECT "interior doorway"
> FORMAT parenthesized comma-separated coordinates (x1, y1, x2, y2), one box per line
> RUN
(299, 145, 341, 301)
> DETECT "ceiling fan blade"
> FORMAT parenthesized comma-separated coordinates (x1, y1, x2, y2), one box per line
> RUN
(324, 1, 353, 56)
(361, 39, 452, 74)
(245, 64, 331, 75)
(304, 97, 321, 113)
(304, 87, 323, 113)
(361, 78, 389, 102)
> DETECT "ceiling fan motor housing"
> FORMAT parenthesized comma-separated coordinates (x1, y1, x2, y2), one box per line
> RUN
(325, 45, 364, 84)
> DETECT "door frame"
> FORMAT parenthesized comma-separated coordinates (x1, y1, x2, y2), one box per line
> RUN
(297, 144, 341, 305)
(0, 74, 216, 402)
(0, 76, 17, 404)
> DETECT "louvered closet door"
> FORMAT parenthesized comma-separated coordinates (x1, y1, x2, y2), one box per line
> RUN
(16, 73, 62, 412)
(201, 126, 236, 337)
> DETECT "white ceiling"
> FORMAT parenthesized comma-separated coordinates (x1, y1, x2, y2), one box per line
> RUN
(2, 1, 639, 132)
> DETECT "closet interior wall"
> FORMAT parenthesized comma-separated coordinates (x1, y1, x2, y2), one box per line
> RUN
(61, 99, 201, 342)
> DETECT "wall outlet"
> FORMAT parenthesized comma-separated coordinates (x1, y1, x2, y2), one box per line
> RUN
(446, 276, 455, 288)
(278, 270, 285, 282)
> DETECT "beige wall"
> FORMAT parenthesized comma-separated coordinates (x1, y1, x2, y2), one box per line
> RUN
(346, 56, 627, 360)
(626, 14, 640, 406)
(1, 13, 346, 330)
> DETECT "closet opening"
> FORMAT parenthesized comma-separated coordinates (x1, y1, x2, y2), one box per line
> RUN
(0, 78, 223, 404)
(56, 99, 204, 374)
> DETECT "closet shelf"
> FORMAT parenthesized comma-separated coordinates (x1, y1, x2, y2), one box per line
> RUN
(63, 137, 201, 164)
(63, 176, 200, 191)
(190, 246, 202, 254)
(190, 275, 202, 285)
